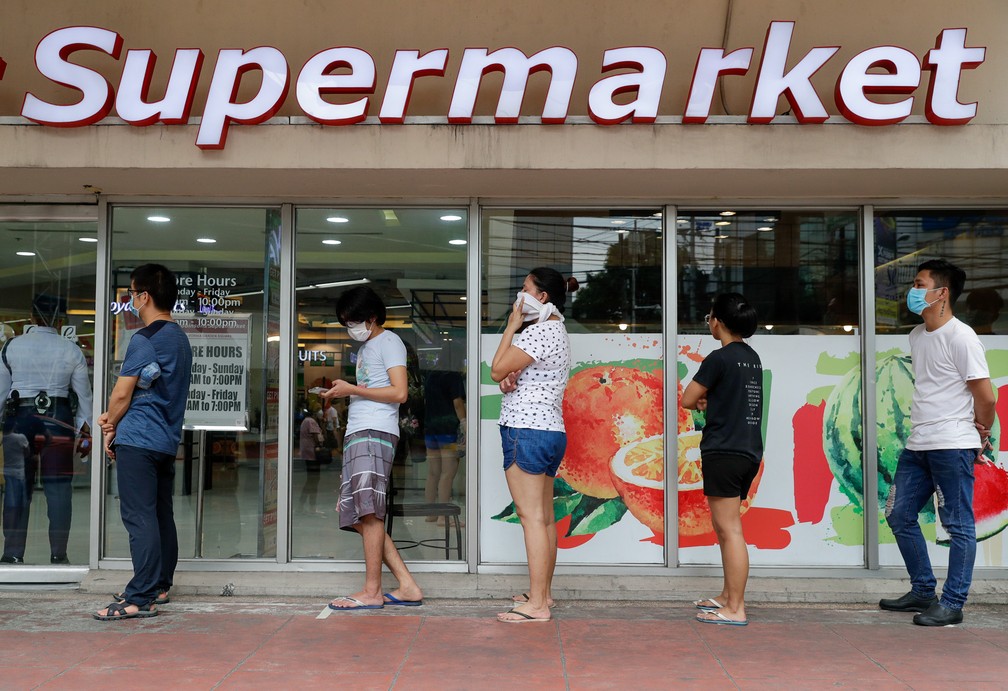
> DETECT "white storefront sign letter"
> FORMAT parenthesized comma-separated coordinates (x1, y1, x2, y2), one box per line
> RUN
(297, 47, 376, 125)
(587, 47, 666, 125)
(923, 28, 986, 126)
(683, 47, 753, 123)
(380, 49, 449, 124)
(835, 46, 920, 125)
(116, 49, 205, 125)
(749, 21, 838, 123)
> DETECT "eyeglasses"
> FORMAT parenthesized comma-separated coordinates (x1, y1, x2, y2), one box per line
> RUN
(704, 314, 712, 324)
(126, 288, 146, 296)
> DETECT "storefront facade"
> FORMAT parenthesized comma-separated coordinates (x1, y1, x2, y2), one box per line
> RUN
(1, 1, 1006, 584)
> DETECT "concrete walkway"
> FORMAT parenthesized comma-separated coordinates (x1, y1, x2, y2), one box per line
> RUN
(0, 591, 1005, 689)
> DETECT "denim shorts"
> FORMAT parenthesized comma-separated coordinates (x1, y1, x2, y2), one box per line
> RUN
(500, 425, 567, 477)
(425, 433, 458, 450)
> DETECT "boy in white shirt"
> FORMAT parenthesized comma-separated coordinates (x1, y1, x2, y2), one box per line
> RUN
(880, 260, 996, 626)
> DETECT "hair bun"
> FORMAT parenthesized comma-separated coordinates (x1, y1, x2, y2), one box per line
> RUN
(566, 276, 579, 293)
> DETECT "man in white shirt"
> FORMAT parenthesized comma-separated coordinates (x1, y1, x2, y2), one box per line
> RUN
(879, 260, 996, 626)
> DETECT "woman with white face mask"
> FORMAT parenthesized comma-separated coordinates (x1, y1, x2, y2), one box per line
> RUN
(490, 267, 576, 623)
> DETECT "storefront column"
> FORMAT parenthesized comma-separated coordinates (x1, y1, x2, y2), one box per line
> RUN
(860, 204, 880, 569)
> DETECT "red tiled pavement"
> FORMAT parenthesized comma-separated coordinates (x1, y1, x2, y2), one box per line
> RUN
(0, 595, 1005, 689)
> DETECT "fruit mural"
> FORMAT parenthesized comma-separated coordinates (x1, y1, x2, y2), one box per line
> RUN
(801, 343, 1008, 552)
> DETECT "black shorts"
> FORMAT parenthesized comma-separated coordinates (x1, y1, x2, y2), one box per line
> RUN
(702, 452, 760, 498)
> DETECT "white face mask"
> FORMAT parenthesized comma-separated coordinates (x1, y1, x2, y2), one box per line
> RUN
(514, 291, 563, 323)
(346, 321, 373, 342)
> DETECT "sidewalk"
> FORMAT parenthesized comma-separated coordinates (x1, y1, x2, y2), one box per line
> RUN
(0, 591, 1005, 689)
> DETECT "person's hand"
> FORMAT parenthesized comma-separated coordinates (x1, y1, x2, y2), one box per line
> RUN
(505, 296, 526, 333)
(975, 421, 994, 465)
(499, 369, 521, 394)
(103, 429, 116, 461)
(76, 433, 92, 458)
(696, 395, 707, 412)
(320, 379, 356, 400)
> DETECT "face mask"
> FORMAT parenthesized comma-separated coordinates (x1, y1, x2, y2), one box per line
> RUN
(347, 321, 373, 342)
(126, 295, 141, 318)
(906, 287, 941, 316)
(514, 291, 564, 324)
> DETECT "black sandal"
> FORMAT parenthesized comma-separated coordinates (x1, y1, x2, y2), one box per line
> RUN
(93, 601, 158, 621)
(114, 591, 170, 605)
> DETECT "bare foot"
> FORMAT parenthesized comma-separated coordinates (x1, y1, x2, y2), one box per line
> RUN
(497, 603, 551, 623)
(328, 591, 384, 609)
(512, 592, 555, 607)
(695, 608, 747, 625)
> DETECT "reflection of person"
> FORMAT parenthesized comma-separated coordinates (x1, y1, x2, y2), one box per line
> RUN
(681, 293, 762, 627)
(965, 287, 1003, 335)
(0, 293, 92, 565)
(323, 400, 342, 455)
(423, 370, 465, 524)
(94, 264, 192, 621)
(880, 260, 995, 626)
(298, 409, 325, 514)
(490, 268, 573, 624)
(322, 286, 423, 610)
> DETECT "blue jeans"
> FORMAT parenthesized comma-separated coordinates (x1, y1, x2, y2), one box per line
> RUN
(885, 448, 977, 610)
(115, 445, 178, 606)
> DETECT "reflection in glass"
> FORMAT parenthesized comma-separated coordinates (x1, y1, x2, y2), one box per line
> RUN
(292, 208, 468, 561)
(678, 210, 860, 335)
(104, 207, 279, 560)
(0, 207, 97, 567)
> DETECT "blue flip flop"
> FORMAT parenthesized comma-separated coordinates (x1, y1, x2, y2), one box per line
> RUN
(383, 593, 423, 607)
(696, 611, 748, 626)
(328, 596, 384, 611)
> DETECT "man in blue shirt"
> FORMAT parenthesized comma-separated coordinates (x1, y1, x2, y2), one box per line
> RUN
(94, 264, 192, 621)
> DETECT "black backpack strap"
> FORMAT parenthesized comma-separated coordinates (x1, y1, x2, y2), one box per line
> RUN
(1, 338, 11, 376)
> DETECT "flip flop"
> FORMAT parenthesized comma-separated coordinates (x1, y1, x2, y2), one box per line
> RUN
(93, 601, 158, 621)
(383, 593, 423, 607)
(497, 608, 551, 624)
(327, 596, 384, 611)
(696, 611, 748, 626)
(694, 598, 723, 612)
(512, 593, 556, 606)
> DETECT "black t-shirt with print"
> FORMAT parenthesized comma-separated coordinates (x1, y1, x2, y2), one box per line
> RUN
(692, 341, 763, 463)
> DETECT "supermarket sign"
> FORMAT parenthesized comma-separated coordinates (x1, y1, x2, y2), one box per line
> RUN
(0, 21, 986, 149)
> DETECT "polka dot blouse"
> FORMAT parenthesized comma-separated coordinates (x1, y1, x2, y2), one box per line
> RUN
(498, 320, 571, 432)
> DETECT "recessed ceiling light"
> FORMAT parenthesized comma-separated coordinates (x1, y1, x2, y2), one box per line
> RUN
(757, 226, 773, 232)
(78, 237, 98, 243)
(449, 239, 467, 245)
(16, 251, 36, 257)
(714, 234, 729, 240)
(326, 216, 349, 223)
(196, 238, 216, 244)
(322, 239, 342, 245)
(618, 323, 628, 331)
(83, 319, 94, 324)
(460, 296, 467, 301)
(440, 214, 463, 222)
(715, 220, 731, 226)
(652, 212, 663, 218)
(764, 216, 778, 222)
(147, 215, 170, 223)
(611, 220, 628, 225)
(719, 210, 736, 216)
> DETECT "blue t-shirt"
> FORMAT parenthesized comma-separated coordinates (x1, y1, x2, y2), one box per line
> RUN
(115, 320, 193, 455)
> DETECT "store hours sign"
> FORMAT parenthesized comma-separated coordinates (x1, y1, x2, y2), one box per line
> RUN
(0, 21, 987, 149)
(177, 313, 251, 430)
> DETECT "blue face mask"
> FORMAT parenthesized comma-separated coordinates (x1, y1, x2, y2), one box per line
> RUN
(906, 287, 941, 315)
(126, 295, 140, 318)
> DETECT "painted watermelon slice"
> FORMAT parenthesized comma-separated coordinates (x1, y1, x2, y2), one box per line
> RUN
(975, 462, 1008, 541)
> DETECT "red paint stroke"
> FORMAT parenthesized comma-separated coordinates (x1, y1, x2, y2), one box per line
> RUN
(678, 344, 704, 362)
(792, 401, 833, 524)
(998, 385, 1008, 451)
(678, 508, 794, 549)
(643, 529, 663, 546)
(555, 515, 595, 550)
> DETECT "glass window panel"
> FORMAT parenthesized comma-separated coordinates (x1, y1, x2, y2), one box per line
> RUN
(292, 207, 468, 561)
(480, 209, 664, 565)
(875, 209, 1008, 568)
(104, 207, 279, 560)
(0, 206, 97, 567)
(677, 209, 864, 566)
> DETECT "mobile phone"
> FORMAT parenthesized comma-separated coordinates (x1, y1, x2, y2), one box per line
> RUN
(308, 387, 326, 395)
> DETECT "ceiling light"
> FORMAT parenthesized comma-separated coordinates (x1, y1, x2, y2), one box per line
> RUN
(757, 226, 773, 232)
(16, 251, 35, 257)
(79, 237, 98, 243)
(440, 214, 463, 222)
(196, 238, 216, 244)
(765, 325, 774, 331)
(326, 216, 349, 223)
(460, 296, 467, 301)
(618, 323, 628, 331)
(295, 278, 370, 292)
(715, 220, 731, 226)
(652, 212, 663, 218)
(147, 215, 170, 223)
(449, 239, 467, 245)
(322, 239, 342, 245)
(719, 211, 736, 216)
(267, 335, 279, 342)
(714, 234, 729, 240)
(764, 216, 778, 222)
(611, 220, 627, 225)
(843, 325, 854, 332)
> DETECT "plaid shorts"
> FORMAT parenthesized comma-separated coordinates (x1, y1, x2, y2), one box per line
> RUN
(338, 430, 398, 531)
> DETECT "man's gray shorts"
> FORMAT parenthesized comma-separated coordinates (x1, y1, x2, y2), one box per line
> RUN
(338, 430, 398, 531)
